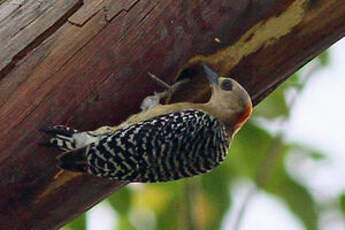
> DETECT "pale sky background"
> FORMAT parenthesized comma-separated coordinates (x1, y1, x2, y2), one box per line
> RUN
(87, 38, 345, 230)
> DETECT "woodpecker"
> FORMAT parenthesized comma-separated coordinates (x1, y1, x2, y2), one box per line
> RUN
(43, 63, 252, 182)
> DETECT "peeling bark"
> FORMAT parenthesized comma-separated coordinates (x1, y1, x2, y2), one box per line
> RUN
(0, 0, 344, 229)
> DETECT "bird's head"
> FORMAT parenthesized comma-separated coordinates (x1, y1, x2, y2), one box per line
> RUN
(202, 63, 253, 135)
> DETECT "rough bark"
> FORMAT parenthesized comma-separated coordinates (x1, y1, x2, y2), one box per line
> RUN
(0, 0, 344, 229)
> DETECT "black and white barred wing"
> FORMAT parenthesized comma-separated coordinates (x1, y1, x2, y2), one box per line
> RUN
(58, 109, 230, 183)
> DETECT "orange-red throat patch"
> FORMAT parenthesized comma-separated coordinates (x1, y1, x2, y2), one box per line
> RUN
(233, 103, 253, 135)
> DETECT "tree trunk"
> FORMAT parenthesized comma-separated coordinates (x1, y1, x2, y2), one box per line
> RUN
(0, 0, 344, 229)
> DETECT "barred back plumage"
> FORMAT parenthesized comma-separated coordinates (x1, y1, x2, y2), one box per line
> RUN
(62, 109, 230, 182)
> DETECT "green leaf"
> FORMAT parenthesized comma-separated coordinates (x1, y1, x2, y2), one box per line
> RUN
(340, 194, 345, 215)
(254, 86, 289, 119)
(108, 187, 132, 215)
(67, 213, 87, 230)
(265, 171, 318, 230)
(117, 215, 136, 230)
(253, 73, 303, 119)
(317, 51, 330, 66)
(289, 143, 326, 160)
(201, 165, 232, 230)
(262, 142, 318, 230)
(143, 181, 183, 213)
(127, 182, 182, 230)
(108, 187, 136, 230)
(285, 73, 304, 90)
(309, 151, 326, 160)
(155, 195, 181, 230)
(228, 121, 274, 179)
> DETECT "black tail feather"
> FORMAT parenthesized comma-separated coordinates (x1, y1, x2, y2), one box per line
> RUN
(57, 147, 88, 172)
(58, 161, 88, 172)
(40, 125, 78, 137)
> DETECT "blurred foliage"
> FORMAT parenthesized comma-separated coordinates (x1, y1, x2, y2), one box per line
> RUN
(340, 194, 345, 216)
(67, 213, 87, 230)
(65, 51, 342, 230)
(253, 78, 292, 119)
(318, 51, 330, 66)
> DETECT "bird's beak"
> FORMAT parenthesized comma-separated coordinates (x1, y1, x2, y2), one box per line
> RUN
(201, 63, 219, 85)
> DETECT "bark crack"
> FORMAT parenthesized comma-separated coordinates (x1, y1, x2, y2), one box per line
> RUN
(0, 0, 83, 81)
(67, 9, 103, 28)
(104, 0, 141, 22)
(137, 1, 159, 24)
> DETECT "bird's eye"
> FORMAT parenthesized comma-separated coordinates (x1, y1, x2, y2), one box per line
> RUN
(221, 79, 233, 91)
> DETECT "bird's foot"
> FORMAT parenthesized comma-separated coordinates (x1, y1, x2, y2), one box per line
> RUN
(140, 72, 189, 112)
